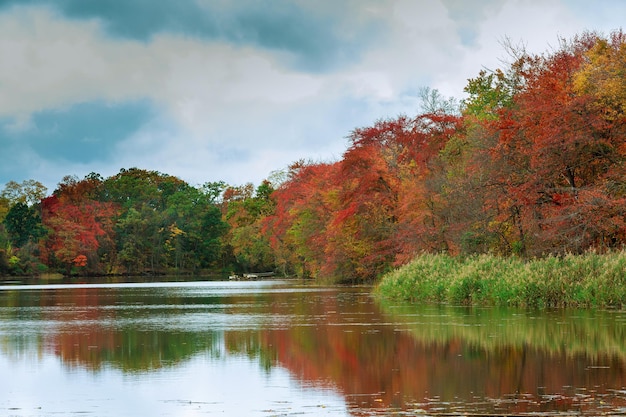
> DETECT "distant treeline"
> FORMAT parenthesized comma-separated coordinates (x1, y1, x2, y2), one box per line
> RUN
(0, 170, 255, 276)
(1, 30, 625, 281)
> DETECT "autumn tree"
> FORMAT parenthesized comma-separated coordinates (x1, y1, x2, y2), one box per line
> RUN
(327, 118, 406, 281)
(574, 30, 626, 121)
(265, 108, 461, 282)
(488, 32, 626, 255)
(433, 62, 529, 256)
(392, 112, 462, 261)
(265, 161, 340, 278)
(325, 108, 462, 281)
(41, 175, 117, 275)
(573, 30, 626, 202)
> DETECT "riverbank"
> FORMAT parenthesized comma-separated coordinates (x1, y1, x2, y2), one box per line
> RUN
(374, 252, 626, 308)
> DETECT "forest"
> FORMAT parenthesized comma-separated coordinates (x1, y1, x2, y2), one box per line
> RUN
(1, 30, 625, 282)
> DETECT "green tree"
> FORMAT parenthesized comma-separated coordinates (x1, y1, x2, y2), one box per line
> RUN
(462, 68, 518, 120)
(101, 168, 188, 274)
(164, 184, 228, 271)
(224, 181, 276, 273)
(115, 208, 144, 272)
(3, 202, 45, 248)
(102, 168, 186, 210)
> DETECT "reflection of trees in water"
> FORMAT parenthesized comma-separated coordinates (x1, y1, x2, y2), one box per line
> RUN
(381, 302, 626, 360)
(374, 303, 626, 414)
(49, 329, 221, 372)
(224, 330, 276, 372)
(1, 286, 225, 372)
(244, 292, 626, 415)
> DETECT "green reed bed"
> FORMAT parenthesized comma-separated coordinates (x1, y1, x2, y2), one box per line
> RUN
(375, 251, 626, 308)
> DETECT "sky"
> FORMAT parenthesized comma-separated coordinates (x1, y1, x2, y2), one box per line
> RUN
(0, 0, 624, 193)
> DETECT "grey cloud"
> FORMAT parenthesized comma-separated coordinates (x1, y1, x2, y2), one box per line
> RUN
(440, 0, 505, 46)
(0, 0, 384, 72)
(0, 99, 156, 164)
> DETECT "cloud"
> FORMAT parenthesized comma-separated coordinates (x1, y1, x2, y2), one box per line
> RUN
(0, 6, 355, 134)
(440, 0, 505, 46)
(0, 4, 367, 189)
(565, 0, 626, 31)
(0, 100, 155, 163)
(0, 7, 162, 120)
(0, 0, 385, 72)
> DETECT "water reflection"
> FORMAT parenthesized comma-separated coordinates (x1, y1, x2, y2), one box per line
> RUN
(0, 280, 625, 416)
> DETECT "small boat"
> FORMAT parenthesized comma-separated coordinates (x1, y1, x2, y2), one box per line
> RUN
(228, 272, 275, 280)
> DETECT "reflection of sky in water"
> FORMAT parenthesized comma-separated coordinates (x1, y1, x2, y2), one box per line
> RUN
(0, 281, 350, 416)
(0, 352, 348, 416)
(0, 281, 349, 416)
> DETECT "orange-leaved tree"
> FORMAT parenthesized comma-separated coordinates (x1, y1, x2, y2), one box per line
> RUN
(489, 32, 626, 255)
(265, 161, 340, 278)
(41, 175, 117, 275)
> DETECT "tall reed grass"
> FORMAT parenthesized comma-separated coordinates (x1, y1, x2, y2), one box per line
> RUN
(374, 251, 626, 308)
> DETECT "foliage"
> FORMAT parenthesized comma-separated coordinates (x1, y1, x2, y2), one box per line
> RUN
(41, 194, 116, 275)
(1, 169, 231, 276)
(265, 161, 339, 278)
(265, 30, 626, 283)
(1, 179, 47, 207)
(224, 181, 277, 273)
(3, 202, 46, 247)
(1, 195, 47, 274)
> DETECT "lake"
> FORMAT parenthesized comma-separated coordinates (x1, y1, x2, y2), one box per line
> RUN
(1, 279, 625, 416)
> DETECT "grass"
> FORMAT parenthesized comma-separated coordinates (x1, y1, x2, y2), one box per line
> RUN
(374, 251, 626, 308)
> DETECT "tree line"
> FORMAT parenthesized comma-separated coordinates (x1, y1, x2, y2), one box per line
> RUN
(1, 31, 625, 281)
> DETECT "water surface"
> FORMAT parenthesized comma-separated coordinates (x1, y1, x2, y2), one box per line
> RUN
(1, 279, 625, 416)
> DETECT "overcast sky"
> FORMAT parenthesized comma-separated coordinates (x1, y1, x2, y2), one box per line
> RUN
(0, 0, 624, 192)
